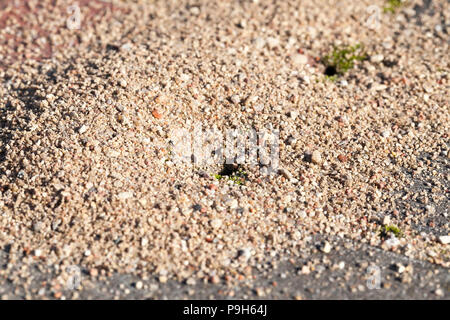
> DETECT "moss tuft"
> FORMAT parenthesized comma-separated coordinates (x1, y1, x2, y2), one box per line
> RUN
(322, 44, 366, 78)
(380, 225, 403, 238)
(384, 0, 404, 13)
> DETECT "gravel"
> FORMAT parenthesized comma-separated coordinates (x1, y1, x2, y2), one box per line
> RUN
(0, 0, 448, 299)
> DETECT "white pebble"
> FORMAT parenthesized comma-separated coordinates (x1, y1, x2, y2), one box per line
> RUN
(435, 288, 444, 296)
(292, 54, 308, 66)
(288, 110, 299, 120)
(118, 191, 133, 200)
(370, 54, 384, 63)
(239, 248, 252, 260)
(230, 94, 241, 104)
(189, 6, 200, 16)
(301, 75, 311, 84)
(141, 237, 149, 246)
(311, 150, 322, 164)
(438, 235, 450, 245)
(396, 263, 406, 274)
(373, 84, 387, 91)
(278, 168, 293, 181)
(210, 218, 222, 229)
(381, 130, 391, 138)
(78, 125, 88, 134)
(254, 37, 266, 50)
(179, 73, 190, 82)
(339, 79, 348, 87)
(266, 37, 279, 49)
(321, 241, 332, 253)
(226, 198, 238, 209)
(385, 235, 400, 249)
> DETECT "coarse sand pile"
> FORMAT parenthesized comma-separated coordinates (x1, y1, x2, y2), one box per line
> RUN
(0, 0, 448, 293)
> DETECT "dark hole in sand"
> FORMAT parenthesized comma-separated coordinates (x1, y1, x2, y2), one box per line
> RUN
(324, 65, 337, 76)
(303, 153, 313, 163)
(218, 163, 240, 176)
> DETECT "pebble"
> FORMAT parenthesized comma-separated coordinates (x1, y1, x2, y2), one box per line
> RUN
(179, 73, 190, 82)
(384, 235, 400, 249)
(381, 130, 391, 138)
(238, 248, 252, 261)
(288, 110, 299, 120)
(230, 94, 241, 104)
(138, 198, 147, 207)
(118, 191, 133, 200)
(90, 268, 98, 277)
(135, 281, 143, 290)
(311, 150, 322, 164)
(51, 219, 61, 231)
(321, 241, 332, 254)
(395, 263, 406, 274)
(286, 136, 297, 145)
(119, 79, 127, 87)
(339, 79, 348, 87)
(278, 167, 293, 181)
(438, 235, 450, 245)
(226, 198, 238, 210)
(152, 109, 163, 119)
(33, 221, 43, 233)
(210, 218, 222, 229)
(434, 288, 444, 297)
(292, 54, 308, 66)
(300, 75, 310, 84)
(120, 43, 132, 51)
(370, 54, 384, 63)
(189, 6, 200, 16)
(78, 125, 88, 134)
(255, 288, 265, 297)
(337, 154, 347, 163)
(210, 275, 220, 284)
(426, 205, 435, 214)
(141, 237, 149, 247)
(300, 265, 310, 275)
(254, 37, 266, 49)
(266, 37, 279, 48)
(372, 84, 387, 91)
(237, 19, 247, 29)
